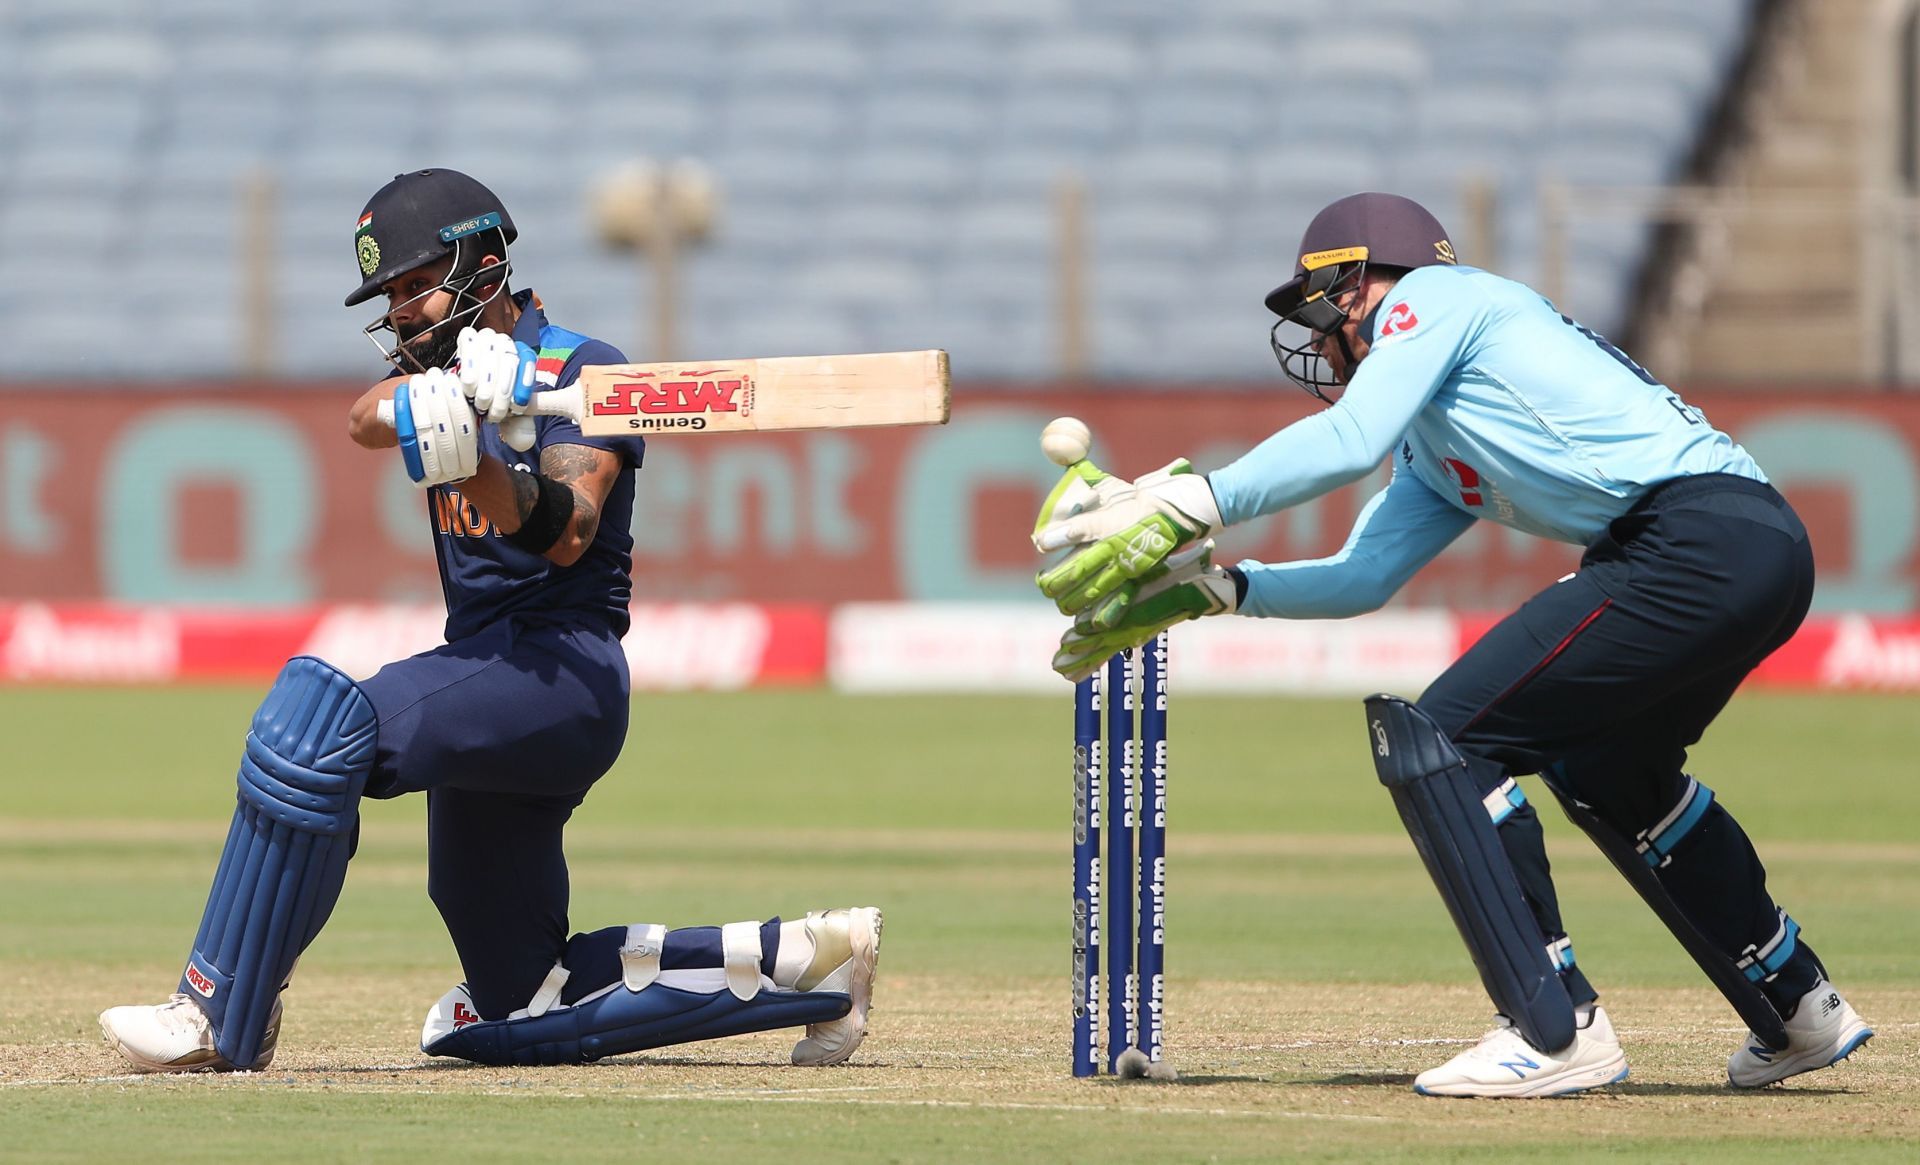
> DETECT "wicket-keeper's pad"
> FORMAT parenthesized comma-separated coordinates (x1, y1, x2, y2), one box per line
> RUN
(180, 656, 377, 1068)
(419, 954, 851, 1066)
(1539, 771, 1790, 1051)
(1365, 695, 1577, 1054)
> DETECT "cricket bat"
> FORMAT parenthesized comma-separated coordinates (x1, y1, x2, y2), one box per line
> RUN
(382, 349, 950, 436)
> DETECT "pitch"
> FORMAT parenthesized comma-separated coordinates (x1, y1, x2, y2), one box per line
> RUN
(3, 688, 1915, 1161)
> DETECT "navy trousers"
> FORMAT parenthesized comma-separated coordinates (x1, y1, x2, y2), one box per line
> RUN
(360, 616, 631, 1019)
(1415, 474, 1824, 1010)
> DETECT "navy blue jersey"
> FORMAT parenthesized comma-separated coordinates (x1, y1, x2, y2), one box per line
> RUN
(420, 291, 647, 640)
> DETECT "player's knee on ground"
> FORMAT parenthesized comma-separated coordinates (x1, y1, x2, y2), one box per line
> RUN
(420, 913, 878, 1066)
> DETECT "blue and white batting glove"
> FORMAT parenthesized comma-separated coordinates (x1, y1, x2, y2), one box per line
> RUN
(455, 326, 539, 426)
(393, 368, 480, 488)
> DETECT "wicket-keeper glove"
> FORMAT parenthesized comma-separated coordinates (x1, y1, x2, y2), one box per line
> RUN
(1033, 459, 1221, 629)
(1051, 540, 1237, 682)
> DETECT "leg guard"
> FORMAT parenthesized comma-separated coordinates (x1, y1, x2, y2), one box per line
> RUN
(180, 657, 376, 1068)
(421, 973, 852, 1067)
(1540, 769, 1790, 1050)
(1365, 695, 1576, 1053)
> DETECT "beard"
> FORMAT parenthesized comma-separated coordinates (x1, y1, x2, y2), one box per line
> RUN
(395, 316, 464, 372)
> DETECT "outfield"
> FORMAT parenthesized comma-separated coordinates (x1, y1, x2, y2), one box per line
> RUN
(2, 688, 1915, 1162)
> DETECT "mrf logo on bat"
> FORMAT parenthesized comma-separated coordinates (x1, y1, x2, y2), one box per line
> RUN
(587, 368, 756, 430)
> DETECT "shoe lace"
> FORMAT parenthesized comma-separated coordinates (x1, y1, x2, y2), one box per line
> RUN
(155, 994, 210, 1035)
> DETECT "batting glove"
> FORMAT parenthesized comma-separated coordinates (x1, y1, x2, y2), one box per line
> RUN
(393, 368, 480, 488)
(1051, 540, 1237, 682)
(455, 326, 539, 426)
(1034, 459, 1222, 629)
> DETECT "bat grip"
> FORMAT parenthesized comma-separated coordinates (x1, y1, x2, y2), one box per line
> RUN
(525, 385, 583, 421)
(380, 390, 577, 426)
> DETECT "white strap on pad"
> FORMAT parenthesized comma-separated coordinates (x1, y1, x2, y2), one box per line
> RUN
(524, 962, 570, 1018)
(619, 923, 668, 992)
(720, 920, 764, 1001)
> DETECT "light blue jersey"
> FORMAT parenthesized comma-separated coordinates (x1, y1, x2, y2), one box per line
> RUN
(1209, 265, 1765, 619)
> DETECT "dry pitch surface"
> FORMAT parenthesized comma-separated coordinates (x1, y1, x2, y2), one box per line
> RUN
(3, 690, 1916, 1162)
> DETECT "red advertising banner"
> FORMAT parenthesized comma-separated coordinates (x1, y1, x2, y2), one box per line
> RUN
(3, 386, 1918, 613)
(0, 602, 827, 690)
(5, 602, 1915, 692)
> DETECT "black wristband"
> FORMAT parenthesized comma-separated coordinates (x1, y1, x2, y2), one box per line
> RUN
(1225, 565, 1249, 607)
(503, 471, 573, 555)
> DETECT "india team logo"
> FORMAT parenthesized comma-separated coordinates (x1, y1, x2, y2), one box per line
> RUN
(356, 212, 380, 276)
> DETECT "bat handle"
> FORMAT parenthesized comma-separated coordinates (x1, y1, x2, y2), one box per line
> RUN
(377, 390, 578, 428)
(525, 385, 584, 422)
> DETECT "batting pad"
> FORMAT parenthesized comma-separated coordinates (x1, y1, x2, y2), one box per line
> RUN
(422, 980, 852, 1066)
(181, 656, 377, 1068)
(1540, 771, 1789, 1050)
(1365, 695, 1577, 1054)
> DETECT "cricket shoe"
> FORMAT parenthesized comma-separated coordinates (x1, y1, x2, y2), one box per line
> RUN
(1727, 979, 1873, 1088)
(100, 993, 281, 1073)
(783, 907, 883, 1066)
(1414, 1006, 1628, 1098)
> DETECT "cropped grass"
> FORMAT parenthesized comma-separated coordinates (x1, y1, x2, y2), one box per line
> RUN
(2, 689, 1915, 1162)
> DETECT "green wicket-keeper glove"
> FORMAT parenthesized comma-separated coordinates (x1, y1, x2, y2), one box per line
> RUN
(1051, 540, 1239, 682)
(1032, 459, 1222, 629)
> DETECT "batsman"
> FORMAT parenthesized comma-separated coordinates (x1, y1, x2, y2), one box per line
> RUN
(101, 169, 881, 1072)
(1032, 192, 1873, 1097)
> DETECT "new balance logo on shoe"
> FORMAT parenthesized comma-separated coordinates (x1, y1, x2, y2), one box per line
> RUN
(1498, 1053, 1541, 1079)
(1819, 993, 1842, 1017)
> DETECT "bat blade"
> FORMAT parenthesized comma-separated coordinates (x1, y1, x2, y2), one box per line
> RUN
(535, 349, 950, 436)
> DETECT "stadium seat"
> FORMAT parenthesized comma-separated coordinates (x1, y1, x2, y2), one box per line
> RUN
(838, 148, 971, 201)
(1000, 85, 1129, 153)
(816, 200, 951, 262)
(705, 196, 818, 262)
(870, 33, 1009, 93)
(706, 149, 841, 205)
(1245, 151, 1390, 209)
(941, 253, 1052, 316)
(862, 91, 996, 151)
(724, 306, 864, 358)
(940, 0, 1072, 34)
(930, 306, 1054, 378)
(0, 2, 1757, 381)
(1093, 201, 1224, 263)
(25, 31, 171, 85)
(1092, 258, 1207, 317)
(1012, 33, 1145, 89)
(1153, 33, 1291, 89)
(1133, 86, 1266, 147)
(725, 35, 869, 91)
(1099, 144, 1242, 202)
(720, 91, 853, 153)
(577, 91, 711, 159)
(944, 200, 1058, 260)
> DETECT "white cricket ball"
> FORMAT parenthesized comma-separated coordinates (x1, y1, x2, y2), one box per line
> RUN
(1041, 416, 1092, 466)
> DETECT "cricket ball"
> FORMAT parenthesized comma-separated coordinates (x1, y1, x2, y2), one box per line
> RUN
(1041, 416, 1092, 466)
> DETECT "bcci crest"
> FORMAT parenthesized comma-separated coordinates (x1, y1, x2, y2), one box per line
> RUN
(356, 230, 381, 277)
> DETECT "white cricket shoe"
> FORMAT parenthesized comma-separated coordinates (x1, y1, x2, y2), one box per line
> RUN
(786, 907, 883, 1066)
(1414, 1006, 1628, 1098)
(1727, 979, 1873, 1088)
(100, 993, 282, 1073)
